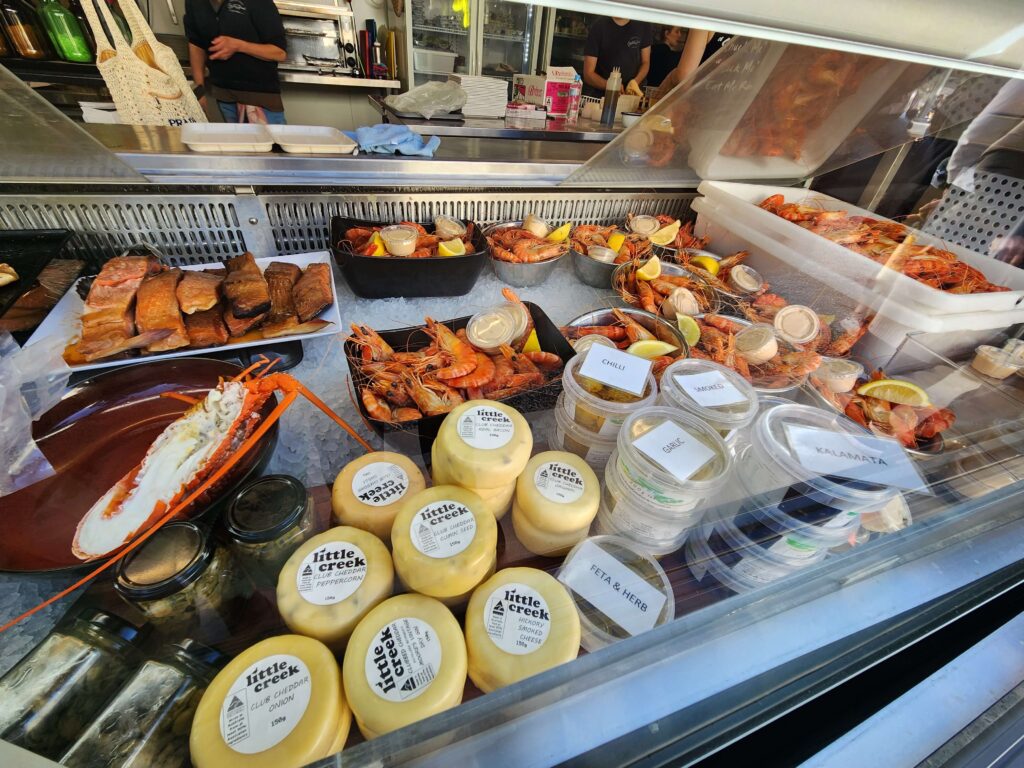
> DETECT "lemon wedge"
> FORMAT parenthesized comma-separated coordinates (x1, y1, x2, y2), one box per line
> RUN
(368, 232, 386, 256)
(649, 219, 681, 246)
(607, 231, 626, 252)
(522, 330, 541, 353)
(635, 256, 661, 281)
(437, 237, 466, 257)
(856, 378, 931, 407)
(546, 222, 572, 243)
(627, 339, 678, 359)
(676, 315, 701, 347)
(690, 255, 720, 276)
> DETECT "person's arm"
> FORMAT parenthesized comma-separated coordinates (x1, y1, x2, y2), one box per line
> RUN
(583, 55, 607, 92)
(628, 45, 650, 93)
(188, 43, 208, 105)
(210, 0, 287, 62)
(654, 29, 710, 99)
(208, 37, 286, 61)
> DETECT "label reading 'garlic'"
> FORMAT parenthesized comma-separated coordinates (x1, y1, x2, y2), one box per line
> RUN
(365, 617, 441, 703)
(352, 462, 410, 507)
(457, 405, 515, 449)
(534, 461, 586, 504)
(220, 654, 311, 754)
(484, 582, 551, 655)
(410, 501, 477, 559)
(295, 542, 367, 606)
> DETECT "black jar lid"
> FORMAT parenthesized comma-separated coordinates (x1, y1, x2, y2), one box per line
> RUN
(170, 638, 229, 672)
(75, 608, 148, 646)
(224, 474, 308, 545)
(114, 521, 214, 602)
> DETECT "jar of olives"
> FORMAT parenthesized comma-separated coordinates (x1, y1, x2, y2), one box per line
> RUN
(114, 521, 238, 632)
(0, 609, 147, 759)
(61, 639, 226, 768)
(223, 474, 316, 583)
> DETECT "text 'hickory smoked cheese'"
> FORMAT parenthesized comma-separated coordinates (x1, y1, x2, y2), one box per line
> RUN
(342, 594, 467, 739)
(190, 635, 349, 768)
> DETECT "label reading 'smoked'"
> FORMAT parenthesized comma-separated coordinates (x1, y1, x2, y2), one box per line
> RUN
(295, 542, 367, 606)
(484, 582, 551, 655)
(457, 405, 515, 450)
(410, 501, 477, 559)
(352, 462, 410, 507)
(220, 653, 311, 754)
(365, 617, 441, 702)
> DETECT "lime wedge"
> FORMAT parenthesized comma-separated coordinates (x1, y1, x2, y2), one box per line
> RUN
(627, 339, 678, 359)
(856, 378, 931, 406)
(676, 315, 701, 347)
(635, 256, 661, 281)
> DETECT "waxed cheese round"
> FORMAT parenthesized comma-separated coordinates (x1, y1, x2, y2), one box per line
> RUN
(515, 451, 600, 534)
(190, 635, 346, 768)
(466, 567, 580, 692)
(511, 500, 590, 557)
(433, 400, 532, 489)
(391, 485, 497, 599)
(276, 526, 394, 650)
(342, 594, 467, 739)
(333, 452, 427, 543)
(431, 441, 515, 520)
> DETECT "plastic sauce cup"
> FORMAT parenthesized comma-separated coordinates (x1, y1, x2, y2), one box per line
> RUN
(379, 224, 419, 256)
(735, 324, 778, 364)
(971, 344, 1020, 379)
(814, 358, 865, 393)
(727, 264, 763, 294)
(587, 245, 618, 263)
(773, 305, 820, 346)
(658, 358, 759, 437)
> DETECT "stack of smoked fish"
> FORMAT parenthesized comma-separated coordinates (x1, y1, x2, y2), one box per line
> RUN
(68, 253, 333, 363)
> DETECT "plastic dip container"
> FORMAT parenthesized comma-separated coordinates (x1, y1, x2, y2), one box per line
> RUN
(561, 352, 658, 437)
(224, 474, 315, 580)
(971, 344, 1020, 379)
(735, 323, 778, 364)
(814, 358, 865, 393)
(658, 358, 759, 437)
(571, 334, 616, 355)
(744, 404, 897, 526)
(466, 302, 530, 352)
(558, 535, 674, 651)
(628, 215, 661, 236)
(435, 216, 467, 239)
(773, 305, 819, 346)
(614, 406, 732, 510)
(587, 245, 618, 263)
(380, 224, 419, 256)
(727, 264, 763, 294)
(1002, 338, 1024, 364)
(550, 392, 617, 469)
(0, 610, 146, 759)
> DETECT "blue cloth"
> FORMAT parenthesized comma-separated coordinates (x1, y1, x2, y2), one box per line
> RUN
(217, 101, 287, 124)
(342, 124, 440, 157)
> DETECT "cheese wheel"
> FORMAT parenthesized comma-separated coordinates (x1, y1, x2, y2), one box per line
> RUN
(343, 594, 467, 738)
(333, 452, 427, 542)
(276, 526, 394, 650)
(465, 568, 580, 692)
(433, 400, 532, 489)
(511, 499, 590, 557)
(324, 704, 353, 757)
(190, 635, 343, 768)
(515, 451, 600, 534)
(431, 442, 515, 519)
(391, 485, 497, 599)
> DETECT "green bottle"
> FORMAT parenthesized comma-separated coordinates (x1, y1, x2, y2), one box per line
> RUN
(105, 0, 129, 43)
(38, 0, 91, 61)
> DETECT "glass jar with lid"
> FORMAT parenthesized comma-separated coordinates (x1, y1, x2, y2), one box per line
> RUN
(61, 639, 227, 768)
(0, 609, 147, 759)
(114, 521, 238, 631)
(223, 474, 316, 583)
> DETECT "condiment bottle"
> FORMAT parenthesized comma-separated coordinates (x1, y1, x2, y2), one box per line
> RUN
(38, 0, 91, 62)
(61, 640, 227, 768)
(0, 0, 50, 59)
(0, 609, 147, 759)
(601, 66, 622, 126)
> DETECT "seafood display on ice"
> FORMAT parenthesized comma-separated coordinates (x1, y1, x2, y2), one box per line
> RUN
(561, 307, 683, 379)
(347, 290, 565, 422)
(341, 218, 477, 258)
(65, 253, 334, 363)
(758, 194, 1008, 294)
(613, 257, 719, 316)
(487, 219, 571, 264)
(570, 224, 652, 264)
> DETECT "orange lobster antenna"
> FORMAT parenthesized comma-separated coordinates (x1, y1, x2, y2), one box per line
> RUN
(160, 392, 201, 406)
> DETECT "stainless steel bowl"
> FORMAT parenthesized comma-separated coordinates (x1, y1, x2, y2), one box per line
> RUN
(484, 220, 567, 288)
(564, 306, 688, 358)
(611, 260, 721, 315)
(571, 246, 618, 287)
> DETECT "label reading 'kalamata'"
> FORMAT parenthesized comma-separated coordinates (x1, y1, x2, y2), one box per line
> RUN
(295, 542, 367, 606)
(533, 461, 585, 504)
(457, 405, 515, 449)
(352, 462, 410, 507)
(365, 617, 441, 703)
(484, 582, 551, 655)
(220, 654, 311, 754)
(411, 501, 477, 559)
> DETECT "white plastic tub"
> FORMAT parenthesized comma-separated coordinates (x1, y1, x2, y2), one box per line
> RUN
(413, 48, 457, 73)
(560, 352, 658, 438)
(181, 123, 274, 153)
(658, 358, 759, 437)
(549, 393, 617, 469)
(266, 125, 357, 155)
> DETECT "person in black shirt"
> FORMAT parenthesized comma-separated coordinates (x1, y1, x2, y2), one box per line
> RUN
(184, 0, 288, 124)
(648, 26, 684, 88)
(652, 30, 734, 100)
(582, 16, 652, 98)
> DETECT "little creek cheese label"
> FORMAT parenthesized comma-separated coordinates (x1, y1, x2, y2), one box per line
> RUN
(352, 462, 411, 507)
(410, 501, 477, 559)
(483, 582, 551, 656)
(533, 461, 586, 504)
(220, 654, 312, 754)
(364, 617, 441, 703)
(456, 404, 516, 450)
(295, 541, 367, 606)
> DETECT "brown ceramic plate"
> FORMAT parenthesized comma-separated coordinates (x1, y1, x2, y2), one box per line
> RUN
(0, 358, 278, 572)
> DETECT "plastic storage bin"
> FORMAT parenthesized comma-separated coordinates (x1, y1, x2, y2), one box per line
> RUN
(413, 48, 457, 73)
(181, 124, 274, 152)
(266, 125, 357, 154)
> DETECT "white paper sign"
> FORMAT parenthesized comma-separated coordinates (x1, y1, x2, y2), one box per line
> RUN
(632, 421, 716, 483)
(558, 539, 666, 636)
(578, 345, 652, 397)
(674, 371, 746, 408)
(783, 424, 928, 492)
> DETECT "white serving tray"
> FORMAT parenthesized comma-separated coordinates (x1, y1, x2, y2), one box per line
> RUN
(28, 252, 341, 373)
(181, 123, 274, 152)
(266, 125, 357, 155)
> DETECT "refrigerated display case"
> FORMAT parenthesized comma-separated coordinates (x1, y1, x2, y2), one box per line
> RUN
(478, 0, 540, 81)
(540, 7, 594, 71)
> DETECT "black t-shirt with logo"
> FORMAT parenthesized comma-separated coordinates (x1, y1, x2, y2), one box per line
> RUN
(184, 0, 286, 94)
(582, 18, 653, 96)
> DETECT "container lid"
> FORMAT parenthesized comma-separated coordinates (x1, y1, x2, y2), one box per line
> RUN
(225, 474, 309, 545)
(659, 358, 759, 427)
(627, 215, 660, 236)
(380, 224, 418, 242)
(976, 344, 1020, 368)
(467, 304, 527, 350)
(115, 521, 214, 602)
(571, 334, 616, 354)
(750, 403, 893, 504)
(713, 510, 829, 568)
(728, 264, 763, 293)
(618, 406, 732, 491)
(170, 638, 230, 674)
(818, 357, 865, 380)
(773, 305, 820, 345)
(74, 608, 147, 645)
(587, 245, 618, 263)
(564, 350, 658, 408)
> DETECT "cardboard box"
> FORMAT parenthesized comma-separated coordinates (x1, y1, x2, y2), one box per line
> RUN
(512, 67, 582, 118)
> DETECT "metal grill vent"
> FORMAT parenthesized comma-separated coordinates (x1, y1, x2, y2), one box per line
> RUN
(924, 171, 1024, 254)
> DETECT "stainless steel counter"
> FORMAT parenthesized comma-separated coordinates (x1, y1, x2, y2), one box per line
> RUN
(84, 124, 601, 187)
(368, 95, 622, 142)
